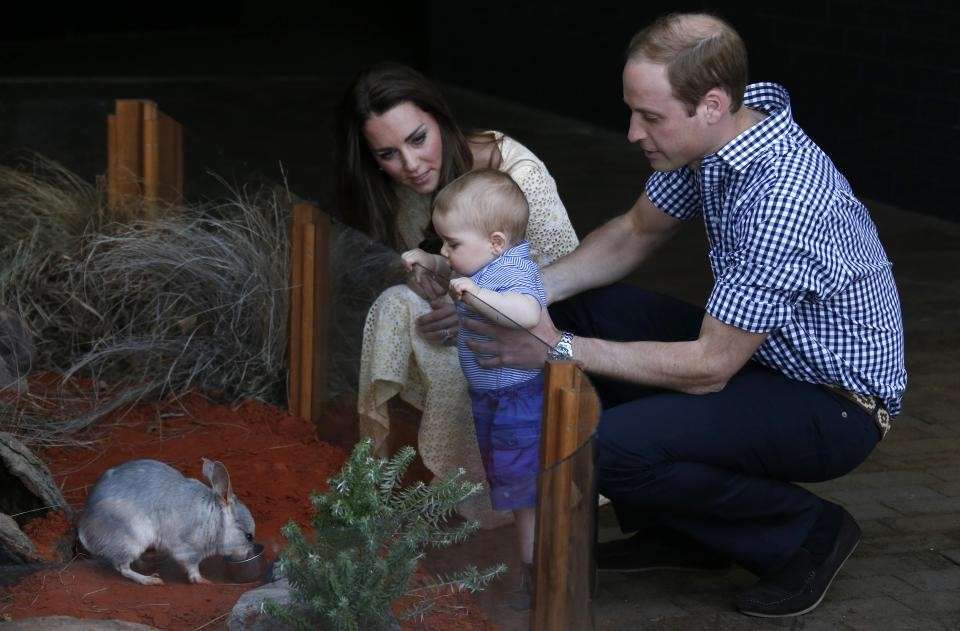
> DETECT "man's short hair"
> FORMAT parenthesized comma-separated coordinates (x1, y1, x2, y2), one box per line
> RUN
(433, 168, 529, 244)
(626, 12, 748, 115)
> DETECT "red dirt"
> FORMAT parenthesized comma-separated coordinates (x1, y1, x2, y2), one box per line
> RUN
(21, 510, 72, 562)
(0, 390, 496, 631)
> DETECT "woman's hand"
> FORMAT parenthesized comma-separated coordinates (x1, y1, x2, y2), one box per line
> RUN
(401, 248, 432, 272)
(406, 270, 447, 302)
(415, 296, 459, 346)
(402, 249, 446, 301)
(464, 307, 561, 370)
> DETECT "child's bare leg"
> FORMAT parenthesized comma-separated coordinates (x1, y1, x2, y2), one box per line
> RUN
(506, 506, 537, 611)
(514, 507, 536, 564)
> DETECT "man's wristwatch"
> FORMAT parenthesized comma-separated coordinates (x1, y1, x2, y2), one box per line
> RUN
(548, 331, 575, 361)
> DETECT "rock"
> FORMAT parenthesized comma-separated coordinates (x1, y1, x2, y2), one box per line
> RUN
(227, 578, 295, 631)
(0, 432, 72, 521)
(0, 306, 32, 393)
(0, 616, 158, 630)
(0, 513, 38, 563)
(227, 577, 401, 631)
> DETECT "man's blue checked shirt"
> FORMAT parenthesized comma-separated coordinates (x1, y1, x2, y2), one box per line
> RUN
(646, 82, 906, 415)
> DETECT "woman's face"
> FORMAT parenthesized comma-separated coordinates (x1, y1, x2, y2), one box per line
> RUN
(362, 102, 444, 195)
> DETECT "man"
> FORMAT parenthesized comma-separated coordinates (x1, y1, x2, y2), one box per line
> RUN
(465, 12, 906, 617)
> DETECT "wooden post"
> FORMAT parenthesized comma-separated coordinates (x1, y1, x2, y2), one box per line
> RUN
(288, 216, 305, 417)
(105, 99, 184, 217)
(142, 101, 160, 215)
(105, 113, 117, 221)
(108, 100, 144, 216)
(299, 224, 316, 420)
(532, 361, 600, 631)
(157, 111, 184, 206)
(287, 203, 330, 424)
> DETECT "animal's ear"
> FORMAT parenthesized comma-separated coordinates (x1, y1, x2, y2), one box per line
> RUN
(202, 458, 232, 503)
(201, 458, 215, 481)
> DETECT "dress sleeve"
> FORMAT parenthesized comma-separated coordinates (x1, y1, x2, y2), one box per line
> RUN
(499, 136, 580, 267)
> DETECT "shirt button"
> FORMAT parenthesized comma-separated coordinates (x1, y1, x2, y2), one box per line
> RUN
(841, 411, 848, 418)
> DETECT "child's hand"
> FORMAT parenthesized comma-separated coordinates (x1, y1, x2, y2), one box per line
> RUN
(401, 248, 431, 272)
(449, 277, 478, 301)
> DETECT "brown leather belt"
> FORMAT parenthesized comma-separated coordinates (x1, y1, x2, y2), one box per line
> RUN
(823, 384, 890, 440)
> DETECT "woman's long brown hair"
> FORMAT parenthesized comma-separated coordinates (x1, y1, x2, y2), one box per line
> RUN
(336, 63, 476, 252)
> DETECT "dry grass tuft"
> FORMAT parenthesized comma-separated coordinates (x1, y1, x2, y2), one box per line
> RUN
(0, 158, 296, 442)
(0, 153, 102, 371)
(0, 155, 404, 445)
(65, 186, 293, 412)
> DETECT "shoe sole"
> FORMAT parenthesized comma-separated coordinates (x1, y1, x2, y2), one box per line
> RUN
(738, 536, 860, 618)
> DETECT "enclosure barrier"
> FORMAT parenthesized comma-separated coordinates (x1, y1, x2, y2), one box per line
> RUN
(287, 202, 331, 423)
(106, 99, 184, 216)
(99, 99, 597, 624)
(533, 360, 600, 630)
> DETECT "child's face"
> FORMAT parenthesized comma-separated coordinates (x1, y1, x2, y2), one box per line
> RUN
(433, 211, 497, 277)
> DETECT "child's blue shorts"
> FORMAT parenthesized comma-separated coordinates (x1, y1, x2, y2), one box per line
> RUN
(469, 372, 544, 511)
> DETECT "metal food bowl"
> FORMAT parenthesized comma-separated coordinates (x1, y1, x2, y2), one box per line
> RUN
(225, 542, 266, 583)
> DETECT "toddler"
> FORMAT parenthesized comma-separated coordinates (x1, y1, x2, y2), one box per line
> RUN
(402, 168, 545, 609)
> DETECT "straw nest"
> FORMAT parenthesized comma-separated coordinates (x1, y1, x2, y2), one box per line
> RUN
(0, 155, 400, 447)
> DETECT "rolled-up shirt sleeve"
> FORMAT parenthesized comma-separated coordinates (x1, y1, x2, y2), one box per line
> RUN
(706, 196, 839, 333)
(644, 168, 701, 220)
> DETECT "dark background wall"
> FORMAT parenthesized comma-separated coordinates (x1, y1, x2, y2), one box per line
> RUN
(2, 1, 958, 220)
(426, 2, 960, 221)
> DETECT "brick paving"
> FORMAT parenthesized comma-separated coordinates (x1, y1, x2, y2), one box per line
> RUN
(5, 70, 959, 629)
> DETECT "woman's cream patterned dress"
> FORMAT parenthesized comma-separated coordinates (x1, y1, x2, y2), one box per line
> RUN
(357, 132, 579, 527)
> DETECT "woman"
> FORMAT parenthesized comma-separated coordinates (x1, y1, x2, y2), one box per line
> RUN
(339, 63, 578, 527)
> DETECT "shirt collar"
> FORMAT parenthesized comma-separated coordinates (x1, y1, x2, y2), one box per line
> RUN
(501, 240, 530, 259)
(711, 82, 794, 173)
(472, 240, 531, 279)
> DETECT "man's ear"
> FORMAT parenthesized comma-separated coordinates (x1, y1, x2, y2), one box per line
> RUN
(700, 88, 730, 123)
(490, 231, 507, 255)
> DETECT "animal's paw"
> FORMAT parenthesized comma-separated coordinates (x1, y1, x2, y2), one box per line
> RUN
(120, 567, 164, 586)
(143, 574, 164, 586)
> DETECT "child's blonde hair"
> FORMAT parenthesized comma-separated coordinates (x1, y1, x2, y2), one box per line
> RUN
(432, 168, 529, 245)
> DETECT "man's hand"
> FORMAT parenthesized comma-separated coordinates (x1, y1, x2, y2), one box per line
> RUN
(569, 314, 767, 394)
(464, 307, 560, 370)
(415, 297, 459, 346)
(449, 277, 479, 301)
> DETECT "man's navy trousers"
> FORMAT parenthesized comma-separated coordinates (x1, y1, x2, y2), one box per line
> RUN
(550, 284, 880, 576)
